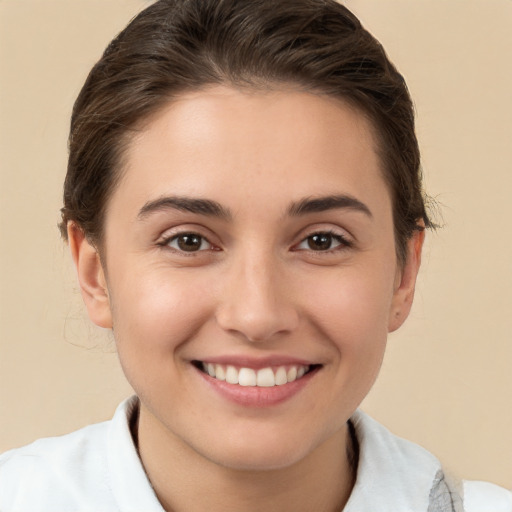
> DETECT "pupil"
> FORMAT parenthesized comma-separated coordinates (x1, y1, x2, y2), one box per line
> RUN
(308, 234, 332, 251)
(177, 234, 201, 251)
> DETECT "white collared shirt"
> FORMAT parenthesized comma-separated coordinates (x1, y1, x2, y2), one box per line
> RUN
(1, 396, 510, 511)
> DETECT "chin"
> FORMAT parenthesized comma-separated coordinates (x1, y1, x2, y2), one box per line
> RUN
(195, 425, 331, 473)
(208, 445, 309, 472)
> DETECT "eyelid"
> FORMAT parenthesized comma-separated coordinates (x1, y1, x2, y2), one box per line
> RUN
(295, 224, 353, 242)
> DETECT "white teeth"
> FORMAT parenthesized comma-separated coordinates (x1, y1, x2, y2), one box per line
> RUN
(201, 363, 311, 387)
(225, 365, 239, 384)
(215, 364, 226, 381)
(287, 366, 297, 382)
(256, 368, 275, 387)
(275, 366, 288, 386)
(238, 368, 257, 386)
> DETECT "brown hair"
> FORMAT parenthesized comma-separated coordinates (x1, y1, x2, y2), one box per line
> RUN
(60, 0, 432, 264)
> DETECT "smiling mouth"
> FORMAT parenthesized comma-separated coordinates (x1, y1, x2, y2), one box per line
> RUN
(193, 361, 320, 387)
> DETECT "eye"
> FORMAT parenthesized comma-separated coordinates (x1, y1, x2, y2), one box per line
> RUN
(166, 233, 211, 252)
(295, 232, 351, 252)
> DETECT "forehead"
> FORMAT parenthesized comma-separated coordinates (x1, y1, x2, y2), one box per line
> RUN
(111, 86, 391, 220)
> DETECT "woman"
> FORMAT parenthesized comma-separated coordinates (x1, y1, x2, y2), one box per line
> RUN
(1, 1, 510, 510)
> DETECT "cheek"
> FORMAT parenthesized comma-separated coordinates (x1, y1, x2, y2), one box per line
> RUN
(107, 268, 218, 402)
(300, 261, 395, 396)
(108, 267, 214, 355)
(303, 263, 395, 344)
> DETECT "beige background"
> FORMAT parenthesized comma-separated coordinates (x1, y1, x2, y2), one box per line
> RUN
(1, 0, 511, 488)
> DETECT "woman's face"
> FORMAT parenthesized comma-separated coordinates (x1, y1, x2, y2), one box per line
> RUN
(73, 86, 422, 470)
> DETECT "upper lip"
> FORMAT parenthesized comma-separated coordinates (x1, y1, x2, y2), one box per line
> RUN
(192, 355, 320, 370)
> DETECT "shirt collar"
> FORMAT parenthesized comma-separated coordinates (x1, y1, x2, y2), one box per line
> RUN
(344, 409, 442, 512)
(107, 396, 165, 512)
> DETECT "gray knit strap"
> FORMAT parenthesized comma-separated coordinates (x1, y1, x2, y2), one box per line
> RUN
(428, 469, 464, 512)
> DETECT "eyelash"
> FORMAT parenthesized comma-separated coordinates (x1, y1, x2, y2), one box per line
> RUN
(158, 230, 352, 255)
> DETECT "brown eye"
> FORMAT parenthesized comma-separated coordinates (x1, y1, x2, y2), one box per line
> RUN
(307, 233, 336, 251)
(294, 232, 350, 252)
(168, 233, 209, 252)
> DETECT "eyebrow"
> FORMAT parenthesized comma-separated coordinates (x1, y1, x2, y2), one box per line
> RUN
(287, 194, 373, 218)
(138, 196, 232, 220)
(137, 193, 372, 221)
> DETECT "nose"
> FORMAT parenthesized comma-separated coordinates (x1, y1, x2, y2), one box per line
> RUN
(215, 252, 299, 343)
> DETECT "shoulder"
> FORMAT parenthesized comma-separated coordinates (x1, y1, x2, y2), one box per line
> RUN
(0, 417, 109, 471)
(0, 420, 116, 511)
(463, 480, 512, 512)
(348, 410, 512, 512)
(0, 396, 162, 512)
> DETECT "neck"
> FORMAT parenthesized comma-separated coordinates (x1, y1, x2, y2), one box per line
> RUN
(135, 404, 357, 512)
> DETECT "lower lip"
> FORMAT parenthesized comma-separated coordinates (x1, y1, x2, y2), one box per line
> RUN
(195, 366, 320, 407)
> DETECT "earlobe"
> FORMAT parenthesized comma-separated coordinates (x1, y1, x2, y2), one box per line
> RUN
(388, 228, 425, 333)
(68, 222, 113, 329)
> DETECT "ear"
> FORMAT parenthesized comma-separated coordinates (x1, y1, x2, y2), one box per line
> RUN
(68, 222, 113, 329)
(388, 227, 425, 333)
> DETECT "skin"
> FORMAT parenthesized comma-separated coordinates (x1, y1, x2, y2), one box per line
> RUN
(69, 86, 423, 512)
